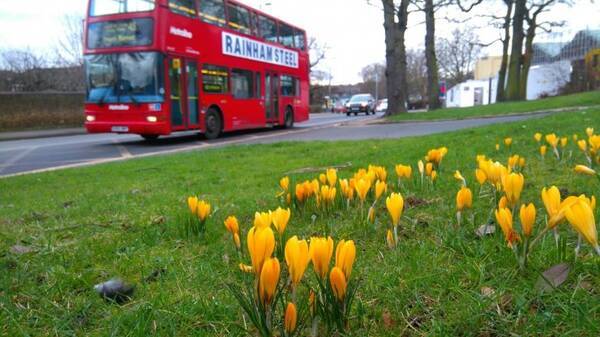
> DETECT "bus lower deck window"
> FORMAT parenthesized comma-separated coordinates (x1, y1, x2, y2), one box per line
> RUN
(231, 69, 254, 99)
(202, 65, 229, 94)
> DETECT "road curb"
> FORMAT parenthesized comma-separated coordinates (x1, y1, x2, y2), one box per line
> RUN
(0, 128, 87, 141)
(376, 105, 598, 125)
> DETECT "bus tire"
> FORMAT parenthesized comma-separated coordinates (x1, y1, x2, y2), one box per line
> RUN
(204, 108, 222, 140)
(141, 134, 159, 141)
(284, 107, 294, 128)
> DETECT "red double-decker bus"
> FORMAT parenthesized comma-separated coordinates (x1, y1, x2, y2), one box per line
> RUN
(83, 0, 309, 140)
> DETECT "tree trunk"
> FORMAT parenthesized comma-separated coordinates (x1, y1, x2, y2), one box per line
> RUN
(520, 13, 538, 100)
(506, 0, 526, 101)
(424, 0, 441, 110)
(496, 0, 513, 102)
(382, 0, 409, 115)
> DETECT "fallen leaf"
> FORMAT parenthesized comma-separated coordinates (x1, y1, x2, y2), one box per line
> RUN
(535, 263, 570, 293)
(10, 245, 34, 254)
(382, 310, 396, 328)
(480, 286, 495, 297)
(475, 224, 496, 237)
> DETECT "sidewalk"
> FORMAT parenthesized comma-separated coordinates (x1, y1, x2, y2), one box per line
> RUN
(0, 127, 86, 141)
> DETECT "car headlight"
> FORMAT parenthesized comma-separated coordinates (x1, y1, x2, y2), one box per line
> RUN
(345, 104, 350, 108)
(361, 102, 367, 107)
(147, 116, 158, 123)
(86, 115, 95, 122)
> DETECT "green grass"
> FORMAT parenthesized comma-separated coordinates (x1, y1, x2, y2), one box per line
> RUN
(388, 90, 600, 122)
(2, 109, 600, 336)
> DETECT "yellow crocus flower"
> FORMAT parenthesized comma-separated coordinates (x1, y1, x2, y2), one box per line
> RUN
(454, 170, 466, 186)
(502, 173, 524, 206)
(475, 168, 487, 185)
(233, 233, 241, 249)
(418, 160, 424, 176)
(495, 207, 520, 247)
(519, 203, 536, 237)
(504, 138, 513, 147)
(564, 199, 599, 253)
(578, 140, 587, 152)
(386, 193, 404, 227)
(319, 173, 327, 185)
(574, 165, 596, 176)
(272, 207, 291, 235)
(284, 302, 297, 334)
(259, 257, 280, 305)
(224, 216, 239, 235)
(326, 168, 337, 187)
(456, 186, 473, 211)
(309, 236, 334, 279)
(586, 127, 594, 137)
(375, 180, 387, 200)
(560, 137, 568, 148)
(335, 240, 356, 279)
(540, 145, 547, 157)
(285, 236, 309, 287)
(247, 226, 275, 276)
(187, 196, 198, 214)
(386, 229, 395, 249)
(354, 178, 371, 203)
(280, 176, 290, 191)
(197, 200, 211, 222)
(546, 133, 559, 148)
(329, 267, 347, 301)
(534, 133, 542, 142)
(254, 211, 272, 229)
(541, 186, 564, 228)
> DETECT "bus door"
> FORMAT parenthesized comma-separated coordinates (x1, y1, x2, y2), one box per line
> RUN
(265, 72, 280, 122)
(168, 57, 200, 130)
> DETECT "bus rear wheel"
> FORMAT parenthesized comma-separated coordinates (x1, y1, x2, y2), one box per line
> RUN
(204, 108, 222, 140)
(141, 134, 159, 141)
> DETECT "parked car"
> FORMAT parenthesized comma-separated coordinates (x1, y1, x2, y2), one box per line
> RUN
(333, 99, 348, 113)
(345, 94, 376, 116)
(376, 99, 388, 112)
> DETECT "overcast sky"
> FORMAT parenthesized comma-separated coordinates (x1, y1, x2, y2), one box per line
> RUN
(0, 0, 598, 84)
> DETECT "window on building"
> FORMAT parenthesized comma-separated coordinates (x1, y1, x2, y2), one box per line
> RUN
(255, 72, 261, 97)
(281, 75, 296, 96)
(258, 15, 278, 43)
(198, 0, 226, 27)
(227, 4, 251, 35)
(169, 0, 196, 17)
(231, 69, 254, 99)
(202, 64, 228, 94)
(279, 23, 294, 48)
(293, 29, 305, 50)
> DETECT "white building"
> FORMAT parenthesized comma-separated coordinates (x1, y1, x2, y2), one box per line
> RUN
(446, 79, 497, 108)
(526, 61, 571, 100)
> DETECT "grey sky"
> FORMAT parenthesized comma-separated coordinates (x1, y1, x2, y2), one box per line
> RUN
(0, 0, 598, 84)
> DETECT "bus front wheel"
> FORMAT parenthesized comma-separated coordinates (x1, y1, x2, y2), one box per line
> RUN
(284, 107, 294, 128)
(204, 108, 222, 140)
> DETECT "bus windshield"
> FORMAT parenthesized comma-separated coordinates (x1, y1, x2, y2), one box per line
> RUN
(85, 52, 164, 104)
(90, 0, 155, 16)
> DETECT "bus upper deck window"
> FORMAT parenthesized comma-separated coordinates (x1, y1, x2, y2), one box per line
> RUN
(227, 4, 251, 35)
(169, 0, 196, 17)
(258, 15, 278, 44)
(198, 0, 226, 27)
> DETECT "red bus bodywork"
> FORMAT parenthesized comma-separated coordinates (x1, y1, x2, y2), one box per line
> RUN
(83, 0, 310, 138)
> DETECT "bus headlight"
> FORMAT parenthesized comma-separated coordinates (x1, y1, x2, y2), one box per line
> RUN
(147, 116, 158, 123)
(86, 115, 96, 122)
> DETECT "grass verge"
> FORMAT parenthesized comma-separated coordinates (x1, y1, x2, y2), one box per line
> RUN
(387, 90, 600, 122)
(1, 108, 600, 336)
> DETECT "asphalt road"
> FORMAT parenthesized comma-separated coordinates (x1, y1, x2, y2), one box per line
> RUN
(0, 112, 546, 177)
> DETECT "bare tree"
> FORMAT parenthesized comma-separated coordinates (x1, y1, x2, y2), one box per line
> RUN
(381, 0, 410, 115)
(436, 26, 481, 88)
(406, 49, 428, 107)
(0, 48, 49, 91)
(360, 62, 387, 99)
(55, 14, 84, 66)
(497, 0, 514, 102)
(308, 37, 327, 70)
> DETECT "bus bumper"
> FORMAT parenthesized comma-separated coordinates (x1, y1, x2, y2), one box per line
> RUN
(85, 121, 171, 135)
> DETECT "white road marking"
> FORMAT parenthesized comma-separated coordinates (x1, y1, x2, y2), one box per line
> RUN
(0, 146, 38, 174)
(113, 139, 132, 158)
(0, 122, 339, 179)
